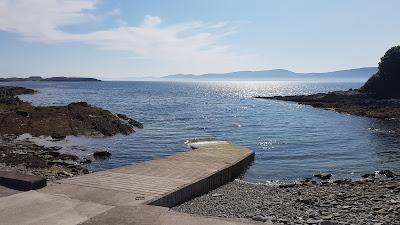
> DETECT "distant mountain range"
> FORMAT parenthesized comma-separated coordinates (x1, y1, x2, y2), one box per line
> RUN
(160, 67, 378, 81)
(1, 67, 379, 82)
(0, 76, 101, 82)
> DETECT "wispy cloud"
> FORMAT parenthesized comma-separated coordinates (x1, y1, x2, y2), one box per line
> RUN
(0, 0, 97, 42)
(0, 0, 259, 75)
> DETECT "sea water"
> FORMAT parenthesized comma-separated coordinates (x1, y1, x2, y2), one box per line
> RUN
(6, 80, 400, 182)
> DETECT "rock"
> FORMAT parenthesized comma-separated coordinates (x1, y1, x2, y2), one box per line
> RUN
(306, 219, 323, 224)
(173, 173, 400, 224)
(128, 118, 144, 128)
(0, 97, 22, 105)
(67, 102, 89, 108)
(383, 185, 397, 190)
(1, 97, 138, 137)
(116, 113, 143, 128)
(303, 177, 313, 182)
(59, 171, 74, 177)
(311, 180, 317, 184)
(43, 154, 53, 160)
(211, 193, 222, 197)
(0, 86, 35, 97)
(378, 170, 395, 178)
(321, 215, 333, 220)
(47, 160, 75, 167)
(320, 221, 339, 225)
(277, 218, 288, 223)
(362, 173, 374, 179)
(279, 183, 296, 188)
(296, 198, 314, 205)
(93, 150, 112, 160)
(116, 113, 129, 120)
(314, 173, 332, 180)
(16, 110, 30, 117)
(47, 146, 62, 151)
(80, 157, 92, 164)
(59, 154, 79, 161)
(51, 135, 66, 140)
(47, 151, 60, 157)
(251, 215, 271, 222)
(333, 179, 351, 184)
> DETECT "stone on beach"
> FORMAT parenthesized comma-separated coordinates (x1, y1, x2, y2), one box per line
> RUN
(314, 173, 332, 180)
(173, 172, 400, 225)
(378, 170, 395, 178)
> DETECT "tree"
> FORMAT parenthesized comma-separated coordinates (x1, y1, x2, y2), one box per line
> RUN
(361, 46, 400, 98)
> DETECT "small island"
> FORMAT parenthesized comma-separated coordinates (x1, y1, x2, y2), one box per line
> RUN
(0, 76, 101, 82)
(256, 46, 400, 119)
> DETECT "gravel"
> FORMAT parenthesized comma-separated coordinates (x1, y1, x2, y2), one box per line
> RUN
(173, 174, 400, 224)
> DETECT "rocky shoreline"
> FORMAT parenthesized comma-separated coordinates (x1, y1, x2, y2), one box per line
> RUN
(174, 172, 400, 224)
(0, 135, 90, 180)
(0, 85, 142, 180)
(255, 90, 400, 119)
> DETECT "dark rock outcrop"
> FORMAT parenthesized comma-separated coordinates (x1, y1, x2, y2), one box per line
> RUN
(0, 86, 142, 137)
(256, 90, 400, 119)
(0, 86, 142, 181)
(0, 86, 35, 98)
(0, 100, 137, 137)
(93, 151, 112, 160)
(117, 113, 144, 128)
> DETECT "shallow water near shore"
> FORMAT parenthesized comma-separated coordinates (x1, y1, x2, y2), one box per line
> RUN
(4, 80, 400, 182)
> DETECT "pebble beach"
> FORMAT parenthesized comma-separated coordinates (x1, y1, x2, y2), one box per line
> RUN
(174, 173, 400, 224)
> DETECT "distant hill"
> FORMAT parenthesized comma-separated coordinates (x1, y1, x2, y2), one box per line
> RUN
(161, 67, 378, 81)
(0, 76, 101, 82)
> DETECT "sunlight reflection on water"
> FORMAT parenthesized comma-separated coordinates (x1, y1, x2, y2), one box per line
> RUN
(5, 80, 400, 182)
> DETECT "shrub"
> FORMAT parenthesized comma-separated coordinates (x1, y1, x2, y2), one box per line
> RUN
(362, 46, 400, 98)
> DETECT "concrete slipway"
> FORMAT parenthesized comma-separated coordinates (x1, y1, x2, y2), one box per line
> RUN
(0, 142, 261, 225)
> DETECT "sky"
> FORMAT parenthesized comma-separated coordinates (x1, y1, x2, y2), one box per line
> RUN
(0, 0, 399, 80)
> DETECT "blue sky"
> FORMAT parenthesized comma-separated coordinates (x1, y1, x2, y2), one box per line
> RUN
(0, 0, 399, 80)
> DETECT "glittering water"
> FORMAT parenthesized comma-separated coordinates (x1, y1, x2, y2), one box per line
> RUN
(5, 81, 400, 182)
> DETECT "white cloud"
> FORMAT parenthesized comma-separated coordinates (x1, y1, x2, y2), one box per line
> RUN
(142, 15, 162, 27)
(0, 0, 260, 76)
(0, 0, 96, 42)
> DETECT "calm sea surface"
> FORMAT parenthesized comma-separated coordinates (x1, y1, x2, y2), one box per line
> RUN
(5, 81, 400, 182)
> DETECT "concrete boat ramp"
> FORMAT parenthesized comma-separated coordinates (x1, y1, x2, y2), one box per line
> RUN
(0, 142, 259, 225)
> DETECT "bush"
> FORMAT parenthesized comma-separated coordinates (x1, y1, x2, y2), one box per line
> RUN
(361, 46, 400, 98)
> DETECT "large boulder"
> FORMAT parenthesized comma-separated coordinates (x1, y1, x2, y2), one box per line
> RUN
(361, 46, 400, 98)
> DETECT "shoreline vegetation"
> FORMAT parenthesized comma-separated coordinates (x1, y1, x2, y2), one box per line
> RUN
(0, 85, 142, 180)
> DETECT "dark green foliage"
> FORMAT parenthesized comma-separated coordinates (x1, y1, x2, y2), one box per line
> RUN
(362, 46, 400, 98)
